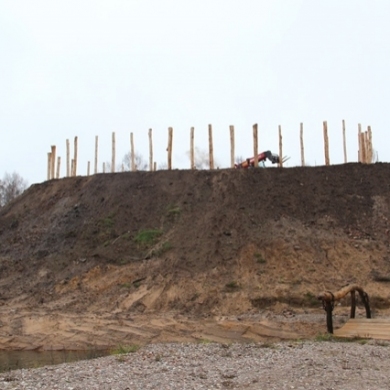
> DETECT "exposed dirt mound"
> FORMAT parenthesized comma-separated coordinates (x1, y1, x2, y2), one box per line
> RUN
(1, 163, 390, 349)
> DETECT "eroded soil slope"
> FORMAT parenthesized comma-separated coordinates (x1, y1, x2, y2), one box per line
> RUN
(0, 163, 390, 349)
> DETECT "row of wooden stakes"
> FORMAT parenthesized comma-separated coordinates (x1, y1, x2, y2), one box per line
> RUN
(46, 121, 375, 180)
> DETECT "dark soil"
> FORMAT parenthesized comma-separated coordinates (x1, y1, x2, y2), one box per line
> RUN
(1, 163, 390, 349)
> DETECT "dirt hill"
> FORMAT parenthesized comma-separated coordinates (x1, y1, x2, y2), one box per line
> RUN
(0, 163, 390, 350)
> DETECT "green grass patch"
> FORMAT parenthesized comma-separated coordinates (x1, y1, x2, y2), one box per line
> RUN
(134, 229, 162, 247)
(99, 214, 115, 229)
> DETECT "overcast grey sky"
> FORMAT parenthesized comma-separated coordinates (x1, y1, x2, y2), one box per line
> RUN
(1, 0, 389, 184)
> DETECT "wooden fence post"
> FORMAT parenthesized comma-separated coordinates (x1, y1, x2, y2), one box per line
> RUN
(50, 145, 56, 180)
(360, 131, 366, 164)
(56, 156, 61, 179)
(230, 125, 235, 168)
(358, 123, 362, 162)
(149, 128, 153, 171)
(73, 136, 78, 176)
(111, 132, 116, 173)
(71, 159, 75, 177)
(367, 126, 373, 163)
(300, 123, 305, 166)
(278, 125, 283, 168)
(130, 133, 135, 172)
(252, 124, 258, 167)
(208, 124, 214, 169)
(190, 127, 195, 169)
(87, 161, 90, 176)
(323, 121, 330, 166)
(94, 136, 98, 174)
(66, 139, 70, 177)
(47, 152, 52, 180)
(168, 127, 173, 170)
(342, 120, 347, 163)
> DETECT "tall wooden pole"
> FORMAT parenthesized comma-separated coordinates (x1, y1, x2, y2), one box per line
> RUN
(149, 128, 153, 171)
(367, 126, 373, 163)
(50, 145, 56, 180)
(300, 123, 305, 166)
(94, 136, 98, 174)
(66, 139, 70, 177)
(360, 131, 366, 164)
(253, 123, 258, 167)
(56, 156, 61, 179)
(323, 121, 330, 166)
(278, 125, 283, 168)
(342, 120, 347, 163)
(168, 127, 173, 170)
(130, 133, 135, 172)
(190, 127, 195, 169)
(71, 159, 75, 177)
(87, 161, 90, 176)
(358, 123, 362, 162)
(208, 124, 214, 169)
(229, 125, 235, 168)
(111, 132, 116, 173)
(47, 152, 52, 180)
(73, 136, 78, 176)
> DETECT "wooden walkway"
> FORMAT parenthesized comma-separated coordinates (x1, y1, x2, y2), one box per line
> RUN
(334, 318, 390, 340)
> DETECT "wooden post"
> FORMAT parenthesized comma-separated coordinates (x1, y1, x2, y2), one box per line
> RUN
(360, 131, 366, 164)
(66, 139, 70, 177)
(47, 152, 52, 180)
(252, 124, 258, 167)
(73, 136, 78, 176)
(167, 127, 173, 170)
(111, 132, 115, 173)
(208, 124, 214, 169)
(342, 120, 347, 163)
(323, 121, 330, 166)
(94, 136, 98, 174)
(230, 125, 235, 168)
(300, 123, 305, 166)
(130, 133, 135, 172)
(56, 156, 61, 179)
(87, 161, 90, 176)
(278, 125, 283, 168)
(149, 128, 153, 171)
(367, 126, 373, 163)
(50, 145, 56, 180)
(358, 123, 362, 162)
(190, 127, 195, 169)
(71, 159, 75, 177)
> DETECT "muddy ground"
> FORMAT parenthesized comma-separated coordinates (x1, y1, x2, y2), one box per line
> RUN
(0, 163, 390, 350)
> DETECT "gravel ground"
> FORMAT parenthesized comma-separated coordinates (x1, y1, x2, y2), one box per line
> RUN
(1, 340, 390, 390)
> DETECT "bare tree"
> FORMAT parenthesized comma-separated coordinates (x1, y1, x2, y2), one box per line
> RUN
(186, 147, 219, 169)
(0, 172, 28, 207)
(122, 152, 148, 171)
